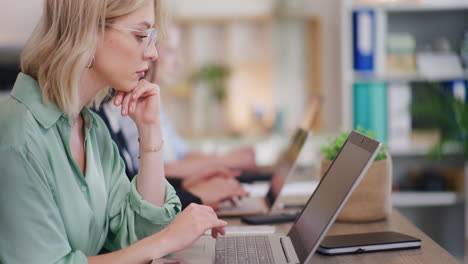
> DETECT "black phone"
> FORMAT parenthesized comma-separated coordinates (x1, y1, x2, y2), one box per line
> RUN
(237, 170, 273, 183)
(241, 211, 300, 225)
(317, 231, 421, 255)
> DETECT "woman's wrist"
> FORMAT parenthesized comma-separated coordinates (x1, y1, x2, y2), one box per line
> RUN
(121, 230, 171, 262)
(148, 228, 173, 259)
(137, 122, 163, 148)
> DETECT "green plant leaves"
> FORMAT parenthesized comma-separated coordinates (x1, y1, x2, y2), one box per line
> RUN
(321, 127, 388, 161)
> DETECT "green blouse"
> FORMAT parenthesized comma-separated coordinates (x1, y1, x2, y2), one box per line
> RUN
(0, 73, 181, 263)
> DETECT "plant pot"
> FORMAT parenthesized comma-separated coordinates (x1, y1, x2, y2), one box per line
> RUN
(320, 155, 393, 222)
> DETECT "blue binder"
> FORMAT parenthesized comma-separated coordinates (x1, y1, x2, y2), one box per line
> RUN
(442, 79, 467, 103)
(353, 9, 376, 72)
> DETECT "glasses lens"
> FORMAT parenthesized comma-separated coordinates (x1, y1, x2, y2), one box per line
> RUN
(144, 29, 158, 56)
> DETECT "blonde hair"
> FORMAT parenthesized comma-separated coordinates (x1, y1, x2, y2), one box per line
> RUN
(21, 0, 166, 115)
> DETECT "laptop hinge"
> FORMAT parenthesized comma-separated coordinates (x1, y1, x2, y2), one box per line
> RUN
(280, 237, 300, 264)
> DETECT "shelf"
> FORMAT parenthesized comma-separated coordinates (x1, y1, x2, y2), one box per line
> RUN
(172, 0, 274, 22)
(392, 191, 460, 207)
(352, 0, 468, 12)
(353, 71, 468, 83)
(390, 141, 463, 156)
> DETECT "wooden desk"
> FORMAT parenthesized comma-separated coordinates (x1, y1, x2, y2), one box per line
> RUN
(224, 209, 459, 264)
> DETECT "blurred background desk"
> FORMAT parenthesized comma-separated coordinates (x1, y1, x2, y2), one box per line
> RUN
(223, 209, 460, 264)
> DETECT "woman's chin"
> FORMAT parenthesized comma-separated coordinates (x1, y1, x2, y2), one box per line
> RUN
(113, 80, 139, 93)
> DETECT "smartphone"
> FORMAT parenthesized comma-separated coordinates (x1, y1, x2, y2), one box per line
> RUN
(241, 211, 300, 225)
(317, 231, 421, 255)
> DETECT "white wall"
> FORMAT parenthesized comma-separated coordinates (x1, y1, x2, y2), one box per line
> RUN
(272, 20, 307, 133)
(268, 0, 343, 132)
(0, 1, 43, 48)
(172, 0, 273, 19)
(302, 0, 342, 132)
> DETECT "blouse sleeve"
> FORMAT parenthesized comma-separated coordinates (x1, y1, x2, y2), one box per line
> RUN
(0, 146, 89, 263)
(102, 140, 181, 251)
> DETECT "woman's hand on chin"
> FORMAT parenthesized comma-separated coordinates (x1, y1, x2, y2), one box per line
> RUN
(113, 79, 160, 126)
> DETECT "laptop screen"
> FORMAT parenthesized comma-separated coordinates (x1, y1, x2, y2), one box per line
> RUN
(287, 131, 381, 263)
(265, 128, 309, 206)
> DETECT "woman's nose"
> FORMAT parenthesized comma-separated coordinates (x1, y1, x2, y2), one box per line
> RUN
(145, 44, 158, 61)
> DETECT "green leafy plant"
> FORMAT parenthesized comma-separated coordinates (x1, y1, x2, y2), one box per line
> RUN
(321, 127, 388, 161)
(191, 64, 231, 102)
(411, 82, 468, 161)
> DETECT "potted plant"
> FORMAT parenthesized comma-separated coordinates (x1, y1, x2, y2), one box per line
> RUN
(410, 83, 467, 161)
(411, 82, 468, 200)
(190, 64, 231, 133)
(320, 128, 391, 222)
(191, 64, 231, 103)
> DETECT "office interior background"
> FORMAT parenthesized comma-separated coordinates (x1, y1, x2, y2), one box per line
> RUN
(0, 0, 467, 262)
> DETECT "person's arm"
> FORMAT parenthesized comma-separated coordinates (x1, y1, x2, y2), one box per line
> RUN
(91, 203, 227, 264)
(164, 147, 257, 178)
(184, 177, 249, 209)
(114, 80, 166, 206)
(93, 119, 226, 262)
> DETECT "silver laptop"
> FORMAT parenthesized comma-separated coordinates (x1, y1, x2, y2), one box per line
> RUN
(217, 127, 309, 216)
(155, 131, 382, 264)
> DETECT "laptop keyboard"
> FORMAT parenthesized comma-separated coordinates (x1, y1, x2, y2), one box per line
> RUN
(215, 236, 276, 264)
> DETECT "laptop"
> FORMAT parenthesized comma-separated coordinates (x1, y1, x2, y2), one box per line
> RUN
(237, 95, 322, 184)
(155, 131, 382, 264)
(217, 127, 310, 216)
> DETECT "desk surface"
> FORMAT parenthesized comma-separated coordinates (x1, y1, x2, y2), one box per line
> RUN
(224, 209, 459, 264)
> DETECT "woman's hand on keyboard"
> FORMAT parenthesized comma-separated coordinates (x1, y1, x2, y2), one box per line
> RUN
(153, 203, 227, 254)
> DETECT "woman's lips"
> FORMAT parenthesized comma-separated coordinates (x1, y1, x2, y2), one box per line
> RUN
(136, 71, 146, 78)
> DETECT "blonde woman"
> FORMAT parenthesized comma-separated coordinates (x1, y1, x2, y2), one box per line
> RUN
(0, 0, 227, 263)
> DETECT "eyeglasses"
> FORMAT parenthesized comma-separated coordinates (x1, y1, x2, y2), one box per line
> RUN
(105, 23, 158, 57)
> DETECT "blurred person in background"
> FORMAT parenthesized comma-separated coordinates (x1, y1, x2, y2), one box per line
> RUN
(96, 24, 252, 210)
(103, 25, 257, 179)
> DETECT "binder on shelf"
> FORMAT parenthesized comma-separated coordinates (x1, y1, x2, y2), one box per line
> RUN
(353, 82, 370, 131)
(371, 82, 388, 143)
(442, 79, 467, 103)
(388, 82, 412, 150)
(353, 82, 388, 143)
(353, 9, 376, 72)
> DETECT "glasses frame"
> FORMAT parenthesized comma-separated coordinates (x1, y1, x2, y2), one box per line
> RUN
(105, 23, 158, 56)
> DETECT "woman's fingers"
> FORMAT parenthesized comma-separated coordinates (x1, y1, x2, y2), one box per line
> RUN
(114, 80, 160, 116)
(190, 205, 227, 239)
(132, 80, 159, 99)
(120, 92, 133, 116)
(228, 179, 249, 197)
(113, 91, 125, 106)
(211, 226, 226, 239)
(203, 168, 241, 181)
(209, 218, 227, 239)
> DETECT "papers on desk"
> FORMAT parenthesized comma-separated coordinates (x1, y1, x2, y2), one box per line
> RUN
(243, 181, 319, 197)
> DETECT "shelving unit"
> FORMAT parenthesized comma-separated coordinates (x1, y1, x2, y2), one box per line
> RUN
(166, 2, 323, 138)
(340, 2, 467, 258)
(354, 71, 468, 83)
(351, 0, 468, 12)
(340, 0, 468, 155)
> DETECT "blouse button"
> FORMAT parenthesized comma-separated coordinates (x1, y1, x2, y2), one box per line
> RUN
(81, 186, 87, 192)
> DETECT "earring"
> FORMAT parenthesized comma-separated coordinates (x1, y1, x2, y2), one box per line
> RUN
(86, 56, 95, 69)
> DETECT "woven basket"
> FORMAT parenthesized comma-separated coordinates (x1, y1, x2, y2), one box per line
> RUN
(320, 155, 392, 222)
